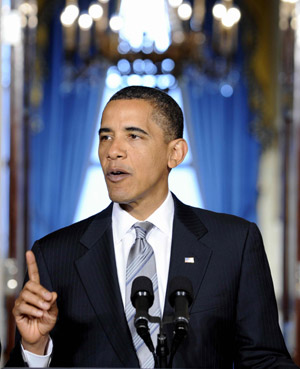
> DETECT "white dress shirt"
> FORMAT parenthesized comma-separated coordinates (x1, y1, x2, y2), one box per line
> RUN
(23, 192, 175, 367)
(22, 340, 53, 367)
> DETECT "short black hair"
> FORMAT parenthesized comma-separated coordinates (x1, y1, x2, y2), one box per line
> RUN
(108, 86, 184, 142)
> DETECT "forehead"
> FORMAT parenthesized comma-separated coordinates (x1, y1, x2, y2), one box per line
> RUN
(101, 99, 154, 125)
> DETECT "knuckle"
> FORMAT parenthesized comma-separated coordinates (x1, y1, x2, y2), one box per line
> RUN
(21, 289, 30, 300)
(18, 289, 26, 300)
(13, 300, 25, 316)
(25, 280, 33, 289)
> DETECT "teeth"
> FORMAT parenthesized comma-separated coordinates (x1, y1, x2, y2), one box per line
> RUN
(112, 171, 123, 175)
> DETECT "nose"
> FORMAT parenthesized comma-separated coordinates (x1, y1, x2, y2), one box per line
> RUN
(106, 138, 127, 160)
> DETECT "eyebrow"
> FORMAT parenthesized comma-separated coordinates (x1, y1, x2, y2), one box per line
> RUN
(98, 126, 149, 136)
(98, 127, 111, 135)
(125, 126, 149, 135)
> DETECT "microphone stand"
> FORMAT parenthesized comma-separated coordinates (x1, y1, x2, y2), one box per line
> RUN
(144, 314, 161, 368)
(156, 322, 169, 368)
(148, 314, 174, 368)
(149, 314, 189, 368)
(167, 321, 188, 368)
(138, 312, 189, 368)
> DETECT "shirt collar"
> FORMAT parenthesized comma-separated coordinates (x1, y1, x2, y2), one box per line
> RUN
(112, 191, 174, 243)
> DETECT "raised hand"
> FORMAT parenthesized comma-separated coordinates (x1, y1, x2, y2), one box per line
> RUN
(13, 251, 58, 355)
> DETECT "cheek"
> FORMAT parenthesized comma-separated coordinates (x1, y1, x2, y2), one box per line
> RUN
(137, 151, 168, 176)
(98, 147, 106, 163)
(150, 147, 169, 165)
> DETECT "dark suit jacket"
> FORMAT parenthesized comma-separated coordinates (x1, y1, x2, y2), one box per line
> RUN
(6, 196, 299, 368)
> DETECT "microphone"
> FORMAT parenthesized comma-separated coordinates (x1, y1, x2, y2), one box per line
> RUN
(168, 276, 194, 367)
(131, 276, 155, 353)
(169, 276, 194, 331)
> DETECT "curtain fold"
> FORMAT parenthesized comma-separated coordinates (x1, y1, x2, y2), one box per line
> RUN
(180, 71, 261, 222)
(29, 13, 106, 244)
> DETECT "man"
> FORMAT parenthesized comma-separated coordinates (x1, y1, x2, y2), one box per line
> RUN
(6, 86, 299, 368)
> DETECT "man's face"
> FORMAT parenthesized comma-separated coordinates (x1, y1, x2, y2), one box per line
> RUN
(98, 99, 172, 218)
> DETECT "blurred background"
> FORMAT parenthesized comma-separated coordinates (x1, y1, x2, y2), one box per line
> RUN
(0, 0, 300, 365)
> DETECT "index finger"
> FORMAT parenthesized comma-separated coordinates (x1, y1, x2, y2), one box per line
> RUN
(26, 250, 40, 284)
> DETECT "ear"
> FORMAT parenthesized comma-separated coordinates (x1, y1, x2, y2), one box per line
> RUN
(167, 138, 188, 169)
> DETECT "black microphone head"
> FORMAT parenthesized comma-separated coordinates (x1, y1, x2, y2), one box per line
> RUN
(131, 276, 154, 308)
(168, 276, 194, 307)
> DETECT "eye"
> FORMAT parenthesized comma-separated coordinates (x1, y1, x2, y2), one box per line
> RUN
(100, 135, 112, 141)
(129, 133, 140, 139)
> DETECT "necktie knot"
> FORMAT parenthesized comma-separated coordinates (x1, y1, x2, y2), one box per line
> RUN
(134, 221, 154, 240)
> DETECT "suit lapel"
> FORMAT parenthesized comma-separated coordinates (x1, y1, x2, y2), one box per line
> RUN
(164, 196, 212, 318)
(75, 204, 138, 367)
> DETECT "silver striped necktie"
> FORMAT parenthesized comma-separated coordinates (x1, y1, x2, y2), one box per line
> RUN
(125, 222, 161, 368)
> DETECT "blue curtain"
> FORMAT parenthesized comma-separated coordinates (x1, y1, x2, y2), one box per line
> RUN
(29, 13, 106, 244)
(180, 71, 261, 223)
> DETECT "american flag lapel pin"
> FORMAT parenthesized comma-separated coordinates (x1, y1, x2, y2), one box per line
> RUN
(185, 257, 194, 263)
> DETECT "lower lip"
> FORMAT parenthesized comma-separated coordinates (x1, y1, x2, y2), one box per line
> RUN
(107, 173, 130, 183)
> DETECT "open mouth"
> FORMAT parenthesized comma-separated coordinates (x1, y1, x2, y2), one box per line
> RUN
(111, 171, 125, 175)
(107, 169, 130, 182)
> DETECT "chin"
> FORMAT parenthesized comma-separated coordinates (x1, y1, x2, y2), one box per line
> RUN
(108, 191, 133, 205)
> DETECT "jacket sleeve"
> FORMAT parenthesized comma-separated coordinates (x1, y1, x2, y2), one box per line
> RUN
(234, 222, 299, 368)
(5, 342, 26, 368)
